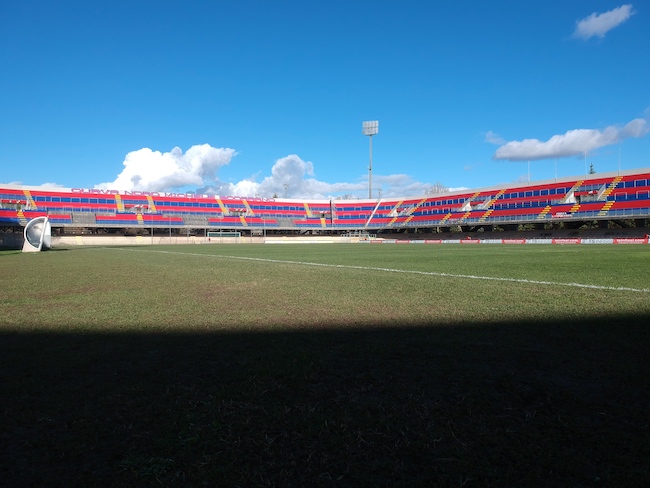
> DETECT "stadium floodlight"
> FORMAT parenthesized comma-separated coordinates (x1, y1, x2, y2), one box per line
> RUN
(362, 121, 379, 198)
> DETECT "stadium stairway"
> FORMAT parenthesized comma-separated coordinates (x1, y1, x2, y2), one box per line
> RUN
(560, 180, 584, 204)
(598, 201, 615, 216)
(146, 195, 157, 212)
(478, 209, 494, 223)
(600, 176, 623, 199)
(23, 189, 37, 210)
(16, 209, 28, 226)
(537, 205, 552, 220)
(115, 194, 125, 212)
(216, 197, 228, 214)
(478, 189, 506, 222)
(440, 212, 453, 225)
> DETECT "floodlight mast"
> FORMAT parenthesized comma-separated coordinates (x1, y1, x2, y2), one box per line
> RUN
(362, 120, 379, 199)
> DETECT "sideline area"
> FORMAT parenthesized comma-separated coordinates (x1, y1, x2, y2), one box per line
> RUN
(53, 233, 649, 246)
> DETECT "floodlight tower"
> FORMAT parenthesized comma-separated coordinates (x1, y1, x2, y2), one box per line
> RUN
(362, 120, 379, 199)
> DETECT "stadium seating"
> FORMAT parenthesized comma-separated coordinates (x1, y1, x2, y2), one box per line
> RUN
(1, 170, 649, 232)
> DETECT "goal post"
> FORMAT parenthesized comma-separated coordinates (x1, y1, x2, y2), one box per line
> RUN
(207, 231, 241, 243)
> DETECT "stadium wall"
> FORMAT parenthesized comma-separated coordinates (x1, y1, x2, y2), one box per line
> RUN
(48, 234, 648, 247)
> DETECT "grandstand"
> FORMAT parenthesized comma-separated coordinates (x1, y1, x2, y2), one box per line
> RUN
(1, 168, 649, 245)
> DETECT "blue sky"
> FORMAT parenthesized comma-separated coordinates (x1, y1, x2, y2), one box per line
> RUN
(1, 1, 648, 199)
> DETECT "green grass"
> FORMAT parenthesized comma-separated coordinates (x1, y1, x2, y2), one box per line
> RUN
(1, 244, 649, 486)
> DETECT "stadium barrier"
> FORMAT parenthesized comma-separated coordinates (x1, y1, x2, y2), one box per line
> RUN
(46, 235, 649, 247)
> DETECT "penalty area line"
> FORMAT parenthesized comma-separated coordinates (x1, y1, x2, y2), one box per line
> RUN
(110, 247, 650, 294)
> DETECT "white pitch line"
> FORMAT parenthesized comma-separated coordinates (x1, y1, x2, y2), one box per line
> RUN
(112, 248, 650, 293)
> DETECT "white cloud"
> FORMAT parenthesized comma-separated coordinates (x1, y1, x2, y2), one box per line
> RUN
(244, 159, 454, 199)
(199, 154, 368, 199)
(573, 4, 634, 40)
(96, 144, 236, 192)
(95, 147, 452, 200)
(493, 117, 648, 161)
(0, 181, 67, 188)
(371, 174, 439, 198)
(484, 131, 506, 145)
(620, 117, 648, 138)
(39, 182, 67, 188)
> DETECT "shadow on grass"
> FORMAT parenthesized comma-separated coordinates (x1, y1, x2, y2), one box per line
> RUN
(2, 315, 648, 487)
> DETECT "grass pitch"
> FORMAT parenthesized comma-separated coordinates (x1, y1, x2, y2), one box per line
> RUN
(1, 244, 649, 486)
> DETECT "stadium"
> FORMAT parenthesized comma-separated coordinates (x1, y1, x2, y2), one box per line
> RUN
(3, 172, 650, 486)
(4, 0, 650, 484)
(2, 167, 650, 249)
